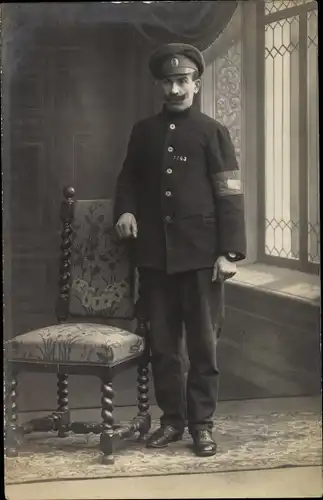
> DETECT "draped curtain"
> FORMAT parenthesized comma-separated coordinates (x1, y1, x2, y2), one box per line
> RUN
(130, 1, 238, 50)
(2, 1, 238, 74)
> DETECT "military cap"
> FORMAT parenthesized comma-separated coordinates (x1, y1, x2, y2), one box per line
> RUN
(149, 43, 205, 80)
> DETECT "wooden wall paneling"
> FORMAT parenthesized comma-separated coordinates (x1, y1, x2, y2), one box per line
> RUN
(135, 38, 156, 121)
(3, 28, 13, 342)
(9, 35, 58, 336)
(10, 134, 57, 336)
(11, 141, 51, 229)
(13, 74, 44, 112)
(221, 283, 321, 398)
(73, 132, 118, 199)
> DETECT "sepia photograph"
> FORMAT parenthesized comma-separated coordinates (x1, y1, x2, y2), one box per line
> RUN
(2, 1, 321, 498)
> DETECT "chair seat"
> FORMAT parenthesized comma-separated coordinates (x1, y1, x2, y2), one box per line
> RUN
(7, 323, 145, 367)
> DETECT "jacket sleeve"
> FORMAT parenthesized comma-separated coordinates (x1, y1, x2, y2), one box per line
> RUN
(113, 124, 140, 224)
(206, 123, 246, 261)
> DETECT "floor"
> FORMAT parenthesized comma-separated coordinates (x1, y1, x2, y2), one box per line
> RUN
(5, 396, 322, 500)
(5, 467, 323, 499)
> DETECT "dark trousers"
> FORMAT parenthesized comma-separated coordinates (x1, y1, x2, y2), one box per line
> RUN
(139, 268, 224, 434)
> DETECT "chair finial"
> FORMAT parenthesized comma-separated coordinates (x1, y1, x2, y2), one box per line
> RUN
(63, 186, 75, 199)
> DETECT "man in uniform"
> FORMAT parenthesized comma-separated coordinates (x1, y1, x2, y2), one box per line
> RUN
(114, 43, 246, 457)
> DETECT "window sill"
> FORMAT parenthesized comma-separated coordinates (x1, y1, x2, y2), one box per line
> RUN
(230, 263, 320, 306)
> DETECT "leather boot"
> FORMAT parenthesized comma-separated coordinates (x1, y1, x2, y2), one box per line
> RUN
(192, 429, 217, 457)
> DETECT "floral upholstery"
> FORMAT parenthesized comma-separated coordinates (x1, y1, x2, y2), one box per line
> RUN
(69, 200, 135, 320)
(8, 324, 145, 367)
(6, 199, 145, 369)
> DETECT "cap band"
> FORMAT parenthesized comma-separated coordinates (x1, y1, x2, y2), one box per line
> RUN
(160, 54, 198, 78)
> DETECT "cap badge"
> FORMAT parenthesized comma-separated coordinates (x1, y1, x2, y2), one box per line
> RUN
(170, 57, 179, 67)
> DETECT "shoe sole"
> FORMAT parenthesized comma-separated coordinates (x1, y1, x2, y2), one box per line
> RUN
(146, 434, 183, 449)
(195, 451, 216, 457)
(194, 447, 217, 457)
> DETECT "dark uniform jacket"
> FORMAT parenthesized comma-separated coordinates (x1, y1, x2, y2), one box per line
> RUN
(114, 104, 246, 274)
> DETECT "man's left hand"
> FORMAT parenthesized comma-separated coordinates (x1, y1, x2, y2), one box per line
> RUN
(212, 256, 237, 282)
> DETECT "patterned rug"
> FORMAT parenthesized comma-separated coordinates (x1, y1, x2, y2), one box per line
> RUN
(5, 411, 322, 485)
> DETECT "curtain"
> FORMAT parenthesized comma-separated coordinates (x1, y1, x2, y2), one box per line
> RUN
(130, 1, 239, 51)
(2, 2, 238, 74)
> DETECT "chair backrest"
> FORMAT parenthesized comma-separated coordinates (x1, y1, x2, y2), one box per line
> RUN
(56, 187, 135, 322)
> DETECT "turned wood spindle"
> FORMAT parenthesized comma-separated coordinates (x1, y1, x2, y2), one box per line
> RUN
(100, 379, 115, 464)
(134, 273, 151, 436)
(6, 374, 18, 457)
(56, 186, 75, 323)
(137, 365, 149, 416)
(57, 373, 69, 437)
(10, 377, 18, 432)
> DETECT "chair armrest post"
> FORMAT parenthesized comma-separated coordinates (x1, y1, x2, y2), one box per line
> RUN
(56, 186, 75, 323)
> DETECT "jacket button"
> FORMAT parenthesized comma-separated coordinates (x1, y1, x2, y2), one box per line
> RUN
(168, 146, 174, 153)
(166, 168, 173, 174)
(165, 215, 172, 222)
(169, 124, 176, 130)
(165, 191, 172, 197)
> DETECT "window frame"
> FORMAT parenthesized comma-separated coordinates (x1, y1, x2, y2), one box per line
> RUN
(256, 0, 319, 274)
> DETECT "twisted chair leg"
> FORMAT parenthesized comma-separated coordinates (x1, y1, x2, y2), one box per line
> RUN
(57, 374, 69, 437)
(137, 363, 151, 438)
(100, 377, 115, 464)
(6, 371, 19, 457)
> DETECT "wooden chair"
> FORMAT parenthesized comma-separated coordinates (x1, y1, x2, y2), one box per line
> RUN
(4, 186, 151, 464)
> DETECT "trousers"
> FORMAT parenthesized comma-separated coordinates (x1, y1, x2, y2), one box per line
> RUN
(139, 267, 224, 433)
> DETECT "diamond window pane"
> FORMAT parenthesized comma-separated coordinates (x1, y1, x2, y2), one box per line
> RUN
(265, 0, 313, 15)
(264, 16, 300, 259)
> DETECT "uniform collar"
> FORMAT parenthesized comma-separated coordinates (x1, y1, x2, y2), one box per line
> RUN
(160, 103, 197, 121)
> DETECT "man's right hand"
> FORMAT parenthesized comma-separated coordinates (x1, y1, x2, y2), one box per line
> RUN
(115, 213, 138, 239)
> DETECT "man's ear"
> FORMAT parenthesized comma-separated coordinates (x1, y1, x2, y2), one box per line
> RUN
(194, 78, 201, 94)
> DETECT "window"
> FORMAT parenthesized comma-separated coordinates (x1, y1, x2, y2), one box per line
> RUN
(259, 0, 319, 272)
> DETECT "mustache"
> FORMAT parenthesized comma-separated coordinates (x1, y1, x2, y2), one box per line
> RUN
(166, 94, 187, 103)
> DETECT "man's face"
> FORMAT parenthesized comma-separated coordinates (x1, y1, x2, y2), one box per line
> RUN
(160, 72, 201, 112)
